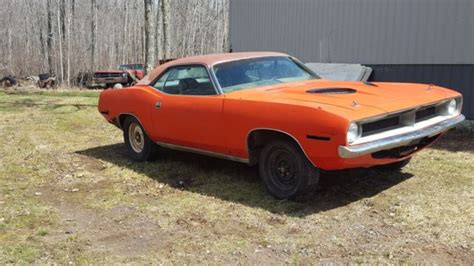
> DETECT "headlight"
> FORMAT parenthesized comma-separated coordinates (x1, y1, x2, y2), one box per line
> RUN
(446, 99, 457, 115)
(347, 122, 361, 144)
(122, 73, 128, 77)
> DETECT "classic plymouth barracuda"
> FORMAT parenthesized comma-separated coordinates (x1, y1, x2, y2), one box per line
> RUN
(98, 52, 464, 199)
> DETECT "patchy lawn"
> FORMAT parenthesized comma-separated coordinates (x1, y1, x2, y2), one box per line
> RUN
(0, 90, 473, 264)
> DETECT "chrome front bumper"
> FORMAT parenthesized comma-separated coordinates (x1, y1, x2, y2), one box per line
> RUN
(93, 77, 128, 84)
(338, 115, 465, 159)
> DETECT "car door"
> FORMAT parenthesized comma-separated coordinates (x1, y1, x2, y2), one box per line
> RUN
(149, 64, 227, 154)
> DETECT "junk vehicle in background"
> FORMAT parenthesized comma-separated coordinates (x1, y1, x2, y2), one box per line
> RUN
(93, 64, 145, 88)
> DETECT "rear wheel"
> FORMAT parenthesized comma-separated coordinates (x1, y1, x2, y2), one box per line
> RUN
(377, 158, 411, 171)
(123, 116, 156, 161)
(259, 140, 319, 200)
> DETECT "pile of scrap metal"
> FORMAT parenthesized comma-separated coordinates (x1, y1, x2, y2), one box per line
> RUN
(26, 74, 57, 89)
(305, 63, 373, 82)
(0, 65, 17, 88)
(37, 73, 57, 88)
(0, 75, 17, 87)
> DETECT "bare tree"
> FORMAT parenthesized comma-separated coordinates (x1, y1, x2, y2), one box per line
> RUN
(47, 0, 54, 73)
(144, 0, 156, 74)
(90, 0, 97, 71)
(122, 1, 129, 64)
(0, 0, 229, 85)
(66, 0, 73, 86)
(161, 0, 171, 59)
(57, 0, 64, 84)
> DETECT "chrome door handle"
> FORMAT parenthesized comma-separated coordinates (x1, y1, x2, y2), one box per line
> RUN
(155, 101, 161, 109)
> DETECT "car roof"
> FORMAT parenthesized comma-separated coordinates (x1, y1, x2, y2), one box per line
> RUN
(139, 52, 289, 85)
(168, 51, 288, 65)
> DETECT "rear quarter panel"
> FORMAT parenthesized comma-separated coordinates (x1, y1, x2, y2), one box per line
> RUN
(98, 86, 160, 137)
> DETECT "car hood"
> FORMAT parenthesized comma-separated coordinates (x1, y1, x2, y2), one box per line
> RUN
(226, 80, 455, 120)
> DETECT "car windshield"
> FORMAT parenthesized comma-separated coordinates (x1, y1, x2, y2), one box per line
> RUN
(213, 56, 319, 93)
(119, 64, 143, 71)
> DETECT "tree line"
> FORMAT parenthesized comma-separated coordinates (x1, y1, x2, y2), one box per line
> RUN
(0, 0, 229, 85)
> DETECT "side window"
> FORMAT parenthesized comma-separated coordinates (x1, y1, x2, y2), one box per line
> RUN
(152, 65, 217, 96)
(152, 71, 171, 90)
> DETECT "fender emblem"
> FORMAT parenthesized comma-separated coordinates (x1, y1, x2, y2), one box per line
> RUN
(351, 100, 360, 108)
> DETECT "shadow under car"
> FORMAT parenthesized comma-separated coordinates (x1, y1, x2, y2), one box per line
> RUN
(76, 143, 413, 217)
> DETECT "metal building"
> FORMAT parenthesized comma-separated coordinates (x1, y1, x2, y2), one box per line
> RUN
(229, 0, 474, 119)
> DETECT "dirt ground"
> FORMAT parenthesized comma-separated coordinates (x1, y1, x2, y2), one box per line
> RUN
(0, 90, 473, 264)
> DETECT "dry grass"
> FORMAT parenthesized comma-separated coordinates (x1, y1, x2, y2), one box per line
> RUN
(0, 90, 473, 264)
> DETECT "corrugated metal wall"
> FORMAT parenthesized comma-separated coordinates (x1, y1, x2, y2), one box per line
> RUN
(230, 0, 474, 64)
(229, 0, 474, 119)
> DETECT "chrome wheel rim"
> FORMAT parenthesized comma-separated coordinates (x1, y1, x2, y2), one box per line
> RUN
(128, 123, 145, 153)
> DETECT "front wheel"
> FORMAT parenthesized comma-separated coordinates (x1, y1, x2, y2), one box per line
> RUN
(259, 140, 319, 200)
(123, 117, 157, 161)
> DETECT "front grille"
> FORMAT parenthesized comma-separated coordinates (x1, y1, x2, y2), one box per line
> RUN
(362, 116, 400, 137)
(415, 106, 436, 122)
(359, 100, 451, 138)
(94, 73, 122, 78)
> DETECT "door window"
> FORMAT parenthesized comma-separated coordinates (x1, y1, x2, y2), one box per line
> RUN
(152, 65, 217, 96)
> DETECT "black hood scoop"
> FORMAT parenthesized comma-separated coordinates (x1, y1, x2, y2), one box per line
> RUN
(306, 88, 357, 94)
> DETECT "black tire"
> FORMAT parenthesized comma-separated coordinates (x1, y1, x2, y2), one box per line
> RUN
(127, 75, 134, 85)
(377, 158, 411, 171)
(39, 73, 50, 81)
(259, 140, 319, 200)
(1, 76, 16, 87)
(123, 116, 157, 161)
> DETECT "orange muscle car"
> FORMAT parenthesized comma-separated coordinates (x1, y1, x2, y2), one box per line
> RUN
(98, 52, 465, 199)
